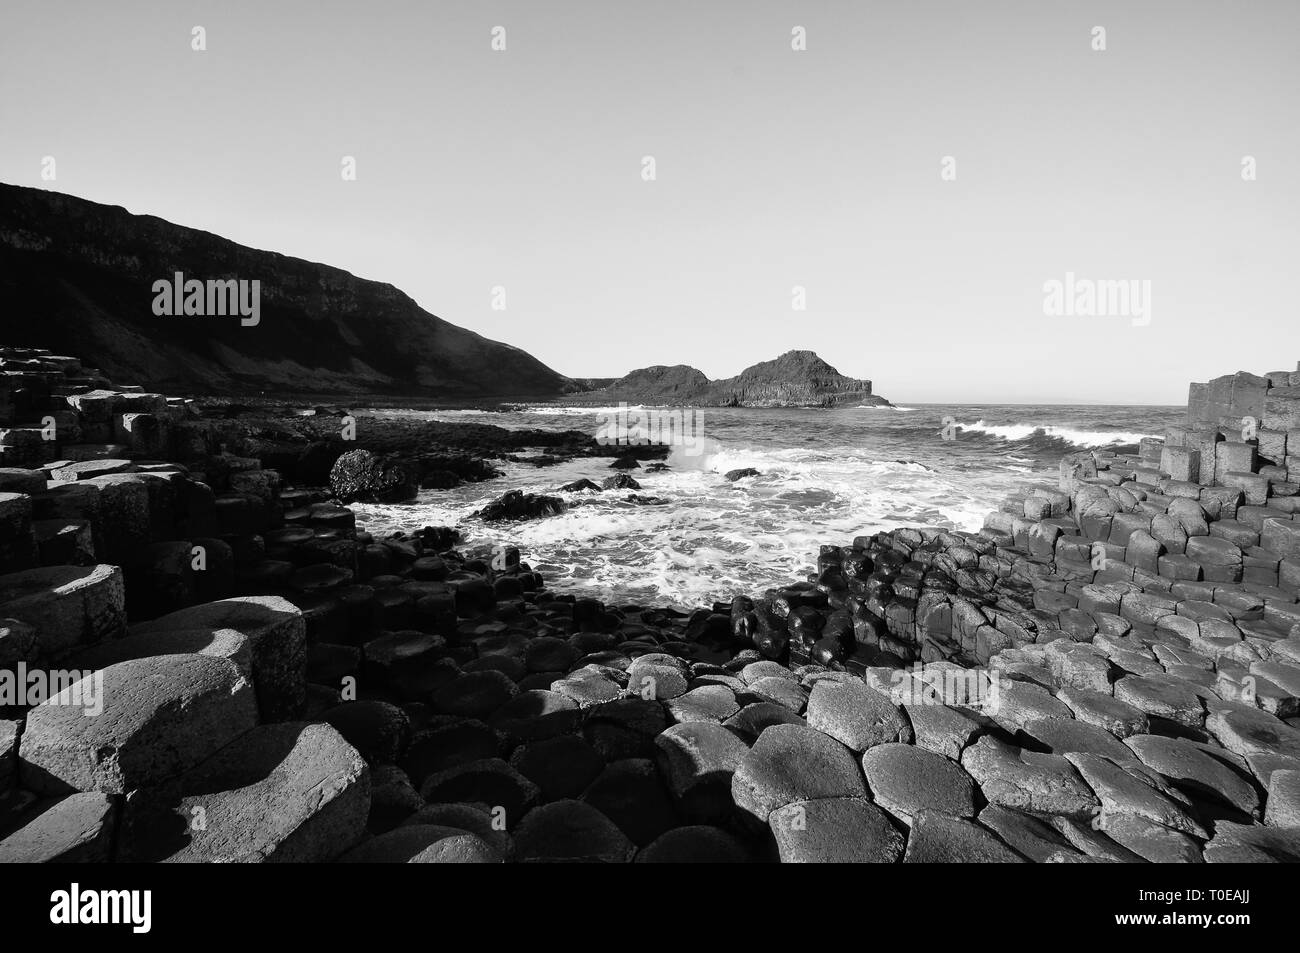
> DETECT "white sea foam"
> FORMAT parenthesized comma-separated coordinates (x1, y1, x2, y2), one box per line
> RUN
(956, 419, 1155, 446)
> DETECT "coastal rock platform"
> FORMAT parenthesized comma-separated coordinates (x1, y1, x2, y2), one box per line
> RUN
(3, 347, 1300, 863)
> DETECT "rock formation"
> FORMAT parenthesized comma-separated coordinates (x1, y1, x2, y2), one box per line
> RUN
(581, 350, 889, 408)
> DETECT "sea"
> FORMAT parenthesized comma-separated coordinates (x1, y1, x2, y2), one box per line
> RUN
(350, 403, 1184, 610)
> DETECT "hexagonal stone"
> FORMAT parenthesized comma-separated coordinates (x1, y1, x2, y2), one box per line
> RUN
(131, 596, 306, 721)
(360, 630, 452, 699)
(523, 636, 576, 673)
(1050, 816, 1146, 863)
(960, 736, 1098, 819)
(0, 564, 125, 663)
(722, 702, 806, 742)
(1203, 822, 1300, 862)
(551, 669, 622, 707)
(66, 626, 252, 679)
(117, 722, 369, 862)
(1100, 813, 1203, 863)
(654, 722, 749, 823)
(989, 679, 1073, 734)
(635, 825, 751, 863)
(1124, 734, 1260, 816)
(902, 810, 1025, 863)
(581, 698, 667, 760)
(805, 679, 909, 752)
(1064, 752, 1206, 837)
(321, 700, 409, 764)
(366, 764, 423, 833)
(664, 685, 739, 725)
(400, 802, 515, 859)
(1206, 705, 1300, 760)
(731, 724, 866, 823)
(903, 702, 982, 760)
(1057, 687, 1149, 737)
(510, 735, 605, 802)
(769, 797, 904, 862)
(860, 742, 976, 824)
(1265, 769, 1300, 827)
(1020, 717, 1140, 764)
(740, 660, 794, 684)
(430, 670, 518, 719)
(625, 654, 689, 700)
(489, 689, 579, 745)
(580, 758, 679, 846)
(400, 719, 498, 786)
(20, 655, 257, 795)
(337, 825, 501, 863)
(741, 676, 808, 713)
(1043, 641, 1114, 693)
(419, 758, 539, 821)
(1113, 675, 1205, 728)
(0, 792, 117, 862)
(514, 799, 635, 863)
(976, 804, 1083, 863)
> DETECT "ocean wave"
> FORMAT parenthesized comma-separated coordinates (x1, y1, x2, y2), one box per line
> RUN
(954, 419, 1154, 448)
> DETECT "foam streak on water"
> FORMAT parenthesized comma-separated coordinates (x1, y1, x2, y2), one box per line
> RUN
(353, 402, 1182, 610)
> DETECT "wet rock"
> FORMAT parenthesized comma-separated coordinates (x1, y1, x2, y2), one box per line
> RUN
(725, 468, 760, 481)
(329, 449, 417, 504)
(475, 490, 565, 522)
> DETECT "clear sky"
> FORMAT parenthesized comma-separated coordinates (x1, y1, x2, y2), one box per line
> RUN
(2, 0, 1297, 403)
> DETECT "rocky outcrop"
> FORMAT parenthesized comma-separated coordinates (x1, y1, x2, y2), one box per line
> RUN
(584, 350, 889, 408)
(0, 183, 570, 399)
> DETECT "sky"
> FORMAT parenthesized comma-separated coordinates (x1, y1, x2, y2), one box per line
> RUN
(2, 0, 1298, 404)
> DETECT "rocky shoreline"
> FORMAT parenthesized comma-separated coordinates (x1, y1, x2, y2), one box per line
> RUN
(2, 347, 1300, 862)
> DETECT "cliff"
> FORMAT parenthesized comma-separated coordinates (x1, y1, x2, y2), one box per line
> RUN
(0, 183, 570, 400)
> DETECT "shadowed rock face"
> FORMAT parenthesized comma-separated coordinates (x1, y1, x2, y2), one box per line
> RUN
(0, 183, 570, 399)
(586, 350, 889, 407)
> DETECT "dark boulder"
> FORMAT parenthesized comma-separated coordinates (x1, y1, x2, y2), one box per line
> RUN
(329, 450, 418, 504)
(474, 490, 565, 522)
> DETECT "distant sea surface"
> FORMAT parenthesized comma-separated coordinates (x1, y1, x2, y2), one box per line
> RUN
(352, 403, 1184, 610)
